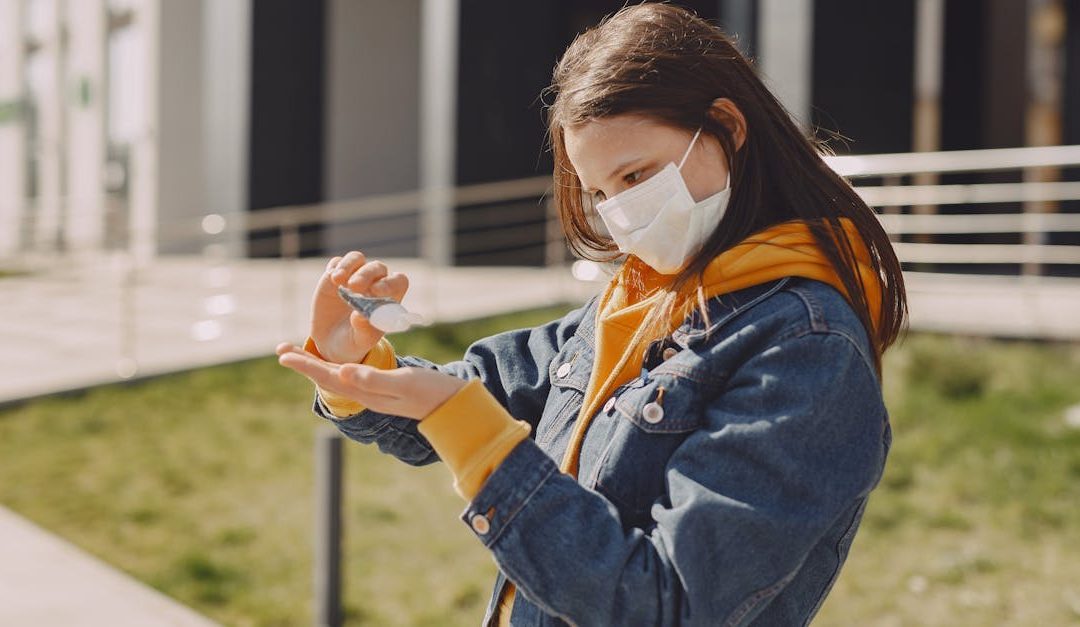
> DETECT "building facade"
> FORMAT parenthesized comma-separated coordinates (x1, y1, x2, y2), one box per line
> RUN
(1, 0, 1077, 271)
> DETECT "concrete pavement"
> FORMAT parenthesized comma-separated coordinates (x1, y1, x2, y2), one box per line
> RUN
(1, 253, 597, 406)
(0, 506, 222, 627)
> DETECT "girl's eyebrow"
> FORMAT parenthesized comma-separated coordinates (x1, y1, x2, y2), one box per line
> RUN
(608, 157, 643, 179)
(582, 157, 644, 192)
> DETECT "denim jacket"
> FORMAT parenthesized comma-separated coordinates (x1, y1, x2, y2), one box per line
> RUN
(312, 275, 892, 626)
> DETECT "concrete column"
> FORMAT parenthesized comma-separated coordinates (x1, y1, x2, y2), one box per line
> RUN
(913, 0, 944, 154)
(127, 0, 159, 265)
(1023, 0, 1066, 276)
(420, 0, 458, 267)
(912, 0, 944, 241)
(323, 0, 421, 258)
(27, 0, 65, 252)
(202, 0, 250, 259)
(757, 0, 814, 128)
(720, 0, 755, 57)
(64, 0, 107, 257)
(154, 0, 204, 257)
(0, 0, 26, 257)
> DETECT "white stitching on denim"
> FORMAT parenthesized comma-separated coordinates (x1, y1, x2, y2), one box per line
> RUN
(483, 459, 559, 548)
(679, 277, 793, 346)
(722, 560, 804, 627)
(802, 498, 870, 626)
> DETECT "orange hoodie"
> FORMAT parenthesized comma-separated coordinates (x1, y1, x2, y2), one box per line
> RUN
(307, 217, 881, 625)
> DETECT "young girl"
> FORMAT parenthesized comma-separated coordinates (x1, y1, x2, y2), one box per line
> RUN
(277, 4, 907, 625)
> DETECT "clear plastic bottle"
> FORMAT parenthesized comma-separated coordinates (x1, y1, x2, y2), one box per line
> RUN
(336, 286, 428, 333)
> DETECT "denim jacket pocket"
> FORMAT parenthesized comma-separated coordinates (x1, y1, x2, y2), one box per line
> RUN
(589, 372, 706, 529)
(535, 333, 591, 450)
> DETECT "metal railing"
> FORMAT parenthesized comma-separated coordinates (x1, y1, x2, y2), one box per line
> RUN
(826, 145, 1080, 274)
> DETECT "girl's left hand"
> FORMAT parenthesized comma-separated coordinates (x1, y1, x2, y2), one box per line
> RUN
(275, 342, 467, 421)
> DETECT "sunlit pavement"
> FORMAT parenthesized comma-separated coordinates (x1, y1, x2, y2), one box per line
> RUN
(1, 254, 597, 406)
(0, 506, 223, 627)
(901, 271, 1080, 341)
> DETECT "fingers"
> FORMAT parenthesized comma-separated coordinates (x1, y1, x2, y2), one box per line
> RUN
(277, 343, 341, 389)
(276, 343, 400, 404)
(344, 260, 389, 293)
(335, 360, 407, 394)
(329, 251, 366, 282)
(376, 271, 409, 299)
(324, 251, 408, 300)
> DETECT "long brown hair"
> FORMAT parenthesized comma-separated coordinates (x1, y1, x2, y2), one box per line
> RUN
(542, 2, 908, 379)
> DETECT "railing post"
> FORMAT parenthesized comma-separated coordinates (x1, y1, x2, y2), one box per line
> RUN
(116, 248, 138, 379)
(281, 218, 300, 340)
(544, 193, 568, 302)
(314, 428, 344, 627)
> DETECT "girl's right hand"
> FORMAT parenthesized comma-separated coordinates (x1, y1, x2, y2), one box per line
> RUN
(310, 251, 410, 364)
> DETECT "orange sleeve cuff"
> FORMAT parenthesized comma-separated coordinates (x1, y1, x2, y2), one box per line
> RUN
(304, 335, 398, 418)
(417, 378, 532, 501)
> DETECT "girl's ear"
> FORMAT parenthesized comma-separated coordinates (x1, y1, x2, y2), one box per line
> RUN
(707, 97, 747, 152)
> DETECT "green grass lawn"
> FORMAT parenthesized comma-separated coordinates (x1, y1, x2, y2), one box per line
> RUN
(1, 306, 1079, 626)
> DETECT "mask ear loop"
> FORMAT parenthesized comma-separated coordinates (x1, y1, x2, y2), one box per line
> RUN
(677, 126, 704, 170)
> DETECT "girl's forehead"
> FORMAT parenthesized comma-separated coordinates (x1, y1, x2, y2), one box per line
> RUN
(566, 114, 663, 145)
(564, 115, 685, 182)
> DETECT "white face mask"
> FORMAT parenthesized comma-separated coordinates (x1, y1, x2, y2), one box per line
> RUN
(594, 126, 731, 275)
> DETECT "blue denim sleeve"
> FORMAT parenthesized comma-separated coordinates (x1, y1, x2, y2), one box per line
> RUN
(458, 330, 889, 626)
(311, 295, 597, 467)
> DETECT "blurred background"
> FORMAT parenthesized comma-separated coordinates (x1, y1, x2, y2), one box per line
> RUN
(1, 1, 1079, 626)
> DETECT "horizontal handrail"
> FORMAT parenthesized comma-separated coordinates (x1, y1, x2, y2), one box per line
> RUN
(244, 176, 550, 231)
(856, 181, 1080, 206)
(892, 242, 1080, 265)
(825, 144, 1080, 177)
(877, 212, 1080, 234)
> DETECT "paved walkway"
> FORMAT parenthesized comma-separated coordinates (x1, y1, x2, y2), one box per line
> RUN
(0, 254, 1078, 625)
(1, 253, 597, 406)
(902, 271, 1080, 341)
(0, 506, 221, 627)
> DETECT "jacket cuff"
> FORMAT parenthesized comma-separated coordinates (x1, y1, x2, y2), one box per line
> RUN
(303, 335, 398, 418)
(417, 378, 532, 501)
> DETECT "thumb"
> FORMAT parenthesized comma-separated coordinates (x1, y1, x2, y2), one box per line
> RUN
(349, 310, 387, 337)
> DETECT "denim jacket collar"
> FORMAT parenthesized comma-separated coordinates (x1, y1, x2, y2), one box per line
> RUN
(669, 276, 793, 348)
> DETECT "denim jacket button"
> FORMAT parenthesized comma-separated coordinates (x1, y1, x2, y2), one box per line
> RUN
(603, 397, 616, 413)
(556, 362, 572, 378)
(642, 402, 664, 423)
(662, 347, 678, 360)
(470, 513, 491, 535)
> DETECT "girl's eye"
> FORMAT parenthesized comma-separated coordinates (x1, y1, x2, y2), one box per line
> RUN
(624, 170, 643, 185)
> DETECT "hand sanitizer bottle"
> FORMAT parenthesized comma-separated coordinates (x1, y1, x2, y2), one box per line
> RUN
(336, 286, 428, 333)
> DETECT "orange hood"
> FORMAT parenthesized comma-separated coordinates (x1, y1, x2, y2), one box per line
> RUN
(559, 217, 882, 477)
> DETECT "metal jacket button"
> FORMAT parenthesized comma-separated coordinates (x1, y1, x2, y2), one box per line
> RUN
(642, 402, 664, 423)
(470, 513, 490, 534)
(556, 362, 572, 378)
(662, 347, 678, 360)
